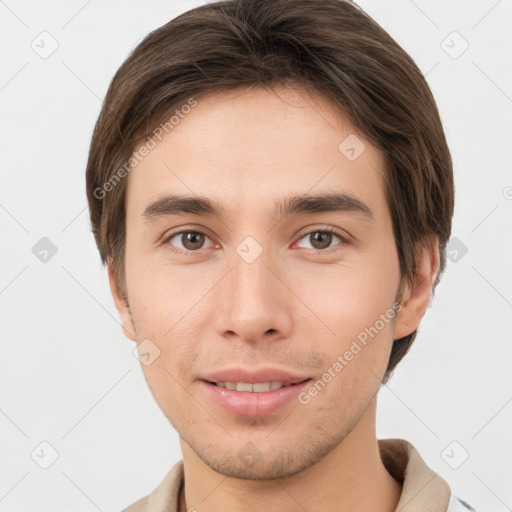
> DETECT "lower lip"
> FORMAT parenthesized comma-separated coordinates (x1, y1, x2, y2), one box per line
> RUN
(200, 380, 312, 417)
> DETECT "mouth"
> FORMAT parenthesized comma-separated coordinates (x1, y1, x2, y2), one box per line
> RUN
(206, 379, 311, 392)
(199, 378, 313, 417)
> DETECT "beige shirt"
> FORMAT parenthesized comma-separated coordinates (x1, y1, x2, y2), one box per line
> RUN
(122, 438, 474, 512)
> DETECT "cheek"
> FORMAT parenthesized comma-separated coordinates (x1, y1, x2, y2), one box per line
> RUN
(134, 321, 200, 421)
(299, 273, 398, 415)
(124, 254, 207, 397)
(299, 258, 399, 341)
(129, 273, 205, 372)
(291, 247, 400, 392)
(125, 244, 205, 337)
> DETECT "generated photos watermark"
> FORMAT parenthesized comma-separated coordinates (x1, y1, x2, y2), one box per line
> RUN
(298, 301, 402, 405)
(93, 97, 198, 200)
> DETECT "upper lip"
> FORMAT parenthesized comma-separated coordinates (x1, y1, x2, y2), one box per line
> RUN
(201, 367, 312, 385)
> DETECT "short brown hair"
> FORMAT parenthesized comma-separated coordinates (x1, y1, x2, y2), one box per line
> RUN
(86, 0, 454, 382)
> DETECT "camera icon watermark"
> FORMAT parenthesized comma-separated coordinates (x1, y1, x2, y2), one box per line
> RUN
(133, 338, 161, 366)
(338, 134, 366, 161)
(236, 236, 263, 264)
(31, 31, 59, 60)
(446, 236, 468, 263)
(31, 441, 59, 469)
(32, 237, 58, 263)
(237, 442, 263, 468)
(441, 31, 469, 60)
(441, 441, 469, 469)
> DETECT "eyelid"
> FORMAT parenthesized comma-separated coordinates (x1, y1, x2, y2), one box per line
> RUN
(161, 224, 214, 241)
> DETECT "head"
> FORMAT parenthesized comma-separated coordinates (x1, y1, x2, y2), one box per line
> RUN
(86, 0, 453, 479)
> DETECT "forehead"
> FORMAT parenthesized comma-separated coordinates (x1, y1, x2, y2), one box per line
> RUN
(125, 85, 388, 223)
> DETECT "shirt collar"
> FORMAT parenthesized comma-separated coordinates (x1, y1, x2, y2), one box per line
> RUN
(379, 438, 451, 511)
(123, 438, 451, 512)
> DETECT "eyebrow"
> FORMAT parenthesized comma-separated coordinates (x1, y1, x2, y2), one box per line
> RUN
(142, 192, 374, 222)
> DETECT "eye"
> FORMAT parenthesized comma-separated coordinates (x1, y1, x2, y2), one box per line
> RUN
(162, 227, 348, 255)
(164, 230, 215, 253)
(295, 228, 347, 251)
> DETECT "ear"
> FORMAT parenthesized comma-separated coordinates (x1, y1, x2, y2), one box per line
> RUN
(393, 236, 440, 340)
(108, 260, 136, 341)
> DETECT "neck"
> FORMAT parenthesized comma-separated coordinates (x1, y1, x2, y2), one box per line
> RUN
(179, 397, 402, 512)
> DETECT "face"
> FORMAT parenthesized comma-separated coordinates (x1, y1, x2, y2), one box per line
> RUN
(111, 85, 423, 480)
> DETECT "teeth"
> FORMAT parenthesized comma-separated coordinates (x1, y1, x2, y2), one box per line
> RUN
(214, 381, 288, 392)
(253, 382, 270, 392)
(236, 382, 253, 392)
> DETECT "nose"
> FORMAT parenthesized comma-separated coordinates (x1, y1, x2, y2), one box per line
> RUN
(214, 244, 293, 346)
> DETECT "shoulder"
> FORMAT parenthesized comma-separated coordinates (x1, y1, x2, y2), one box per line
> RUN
(121, 460, 184, 512)
(378, 439, 477, 512)
(122, 495, 149, 512)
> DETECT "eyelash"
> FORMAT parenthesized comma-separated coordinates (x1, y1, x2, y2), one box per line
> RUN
(162, 227, 349, 256)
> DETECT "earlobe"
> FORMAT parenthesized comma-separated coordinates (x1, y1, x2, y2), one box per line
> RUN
(107, 260, 137, 341)
(393, 236, 440, 340)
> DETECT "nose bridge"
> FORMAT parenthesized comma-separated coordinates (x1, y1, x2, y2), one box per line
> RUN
(233, 241, 273, 302)
(215, 237, 292, 343)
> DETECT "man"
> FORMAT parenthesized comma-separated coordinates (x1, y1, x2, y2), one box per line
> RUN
(86, 0, 475, 510)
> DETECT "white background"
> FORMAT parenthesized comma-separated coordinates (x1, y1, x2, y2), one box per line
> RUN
(1, 0, 511, 510)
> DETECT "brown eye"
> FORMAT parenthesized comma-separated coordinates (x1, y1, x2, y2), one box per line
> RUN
(296, 229, 346, 251)
(165, 231, 212, 252)
(181, 232, 205, 250)
(310, 231, 333, 250)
